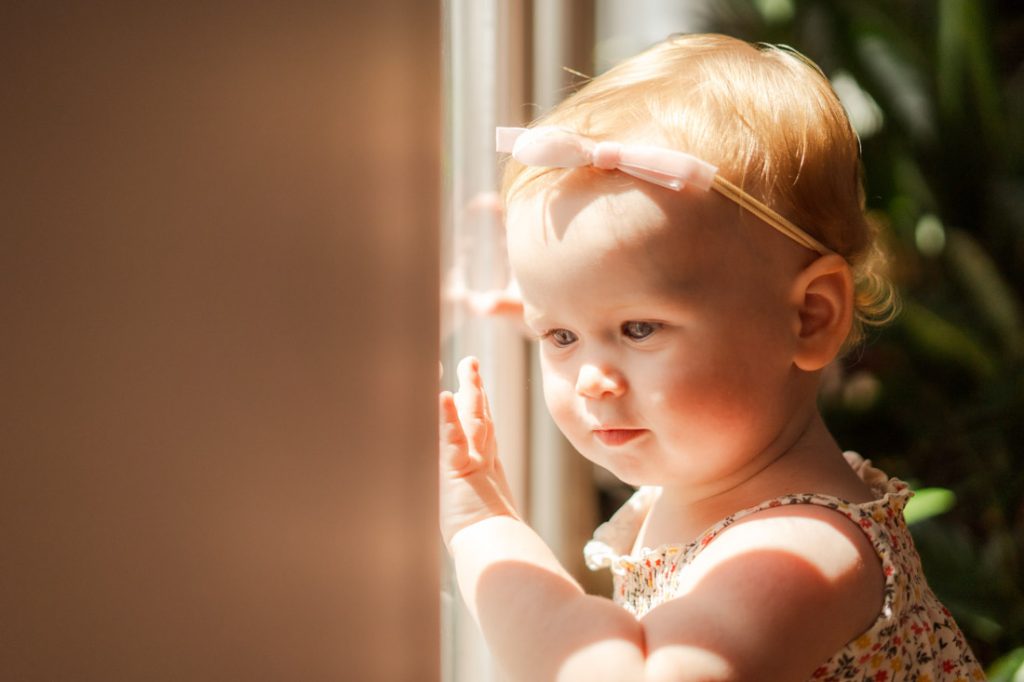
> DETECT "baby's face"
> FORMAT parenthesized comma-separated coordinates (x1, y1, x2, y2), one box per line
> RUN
(506, 175, 813, 489)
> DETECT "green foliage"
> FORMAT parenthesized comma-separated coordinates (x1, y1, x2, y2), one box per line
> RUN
(708, 0, 1024, 670)
(904, 487, 957, 525)
(987, 646, 1024, 682)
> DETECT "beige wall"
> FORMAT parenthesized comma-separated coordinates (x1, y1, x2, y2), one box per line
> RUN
(1, 3, 439, 680)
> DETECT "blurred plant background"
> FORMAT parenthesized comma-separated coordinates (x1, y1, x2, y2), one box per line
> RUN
(692, 0, 1024, 675)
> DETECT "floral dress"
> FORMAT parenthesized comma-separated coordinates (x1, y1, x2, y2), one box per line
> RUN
(584, 452, 985, 681)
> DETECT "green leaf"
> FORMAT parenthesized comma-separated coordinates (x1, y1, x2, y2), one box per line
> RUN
(904, 487, 957, 525)
(899, 300, 997, 381)
(944, 229, 1024, 359)
(986, 646, 1024, 682)
(751, 0, 794, 25)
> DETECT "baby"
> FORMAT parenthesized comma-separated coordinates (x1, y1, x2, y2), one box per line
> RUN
(439, 34, 983, 681)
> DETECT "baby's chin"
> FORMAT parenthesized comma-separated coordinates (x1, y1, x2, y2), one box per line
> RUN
(577, 451, 652, 488)
(560, 426, 660, 485)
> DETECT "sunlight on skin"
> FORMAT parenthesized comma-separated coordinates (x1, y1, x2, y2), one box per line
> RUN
(642, 646, 734, 682)
(462, 507, 882, 681)
(668, 513, 874, 595)
(455, 517, 643, 681)
(635, 509, 883, 681)
(444, 168, 878, 680)
(556, 639, 656, 682)
(443, 233, 877, 680)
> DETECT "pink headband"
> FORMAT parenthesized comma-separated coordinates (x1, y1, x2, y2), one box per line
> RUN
(496, 126, 831, 256)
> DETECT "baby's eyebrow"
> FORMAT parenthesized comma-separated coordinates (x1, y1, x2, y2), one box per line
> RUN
(647, 276, 705, 305)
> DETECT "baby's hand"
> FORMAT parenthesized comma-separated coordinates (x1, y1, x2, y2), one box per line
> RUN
(439, 357, 519, 547)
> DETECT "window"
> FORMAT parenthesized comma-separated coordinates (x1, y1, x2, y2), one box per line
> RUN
(441, 3, 529, 679)
(440, 3, 605, 679)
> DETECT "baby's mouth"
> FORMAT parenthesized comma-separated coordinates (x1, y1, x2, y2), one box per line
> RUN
(593, 428, 647, 446)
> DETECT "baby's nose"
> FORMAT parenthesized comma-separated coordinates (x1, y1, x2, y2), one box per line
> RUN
(575, 363, 627, 399)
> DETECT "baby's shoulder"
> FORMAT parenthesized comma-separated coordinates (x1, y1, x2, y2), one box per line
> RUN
(641, 503, 887, 680)
(686, 502, 884, 623)
(713, 503, 881, 574)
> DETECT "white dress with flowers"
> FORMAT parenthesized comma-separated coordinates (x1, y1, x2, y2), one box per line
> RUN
(584, 452, 985, 681)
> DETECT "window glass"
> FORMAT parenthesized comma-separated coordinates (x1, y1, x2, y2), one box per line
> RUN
(441, 2, 527, 680)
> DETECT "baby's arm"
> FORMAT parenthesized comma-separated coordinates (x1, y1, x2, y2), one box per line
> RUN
(637, 506, 884, 681)
(440, 358, 645, 680)
(440, 359, 883, 682)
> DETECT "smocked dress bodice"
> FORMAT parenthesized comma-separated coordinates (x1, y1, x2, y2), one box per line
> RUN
(584, 452, 985, 681)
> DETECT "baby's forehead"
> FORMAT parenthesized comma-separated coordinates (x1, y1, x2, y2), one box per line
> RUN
(506, 187, 709, 302)
(509, 176, 671, 242)
(505, 176, 732, 275)
(504, 175, 808, 319)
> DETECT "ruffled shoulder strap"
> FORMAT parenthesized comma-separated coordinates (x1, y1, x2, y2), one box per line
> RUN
(583, 486, 659, 570)
(584, 452, 913, 574)
(842, 451, 902, 499)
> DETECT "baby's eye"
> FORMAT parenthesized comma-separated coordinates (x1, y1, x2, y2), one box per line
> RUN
(545, 329, 578, 348)
(622, 321, 659, 341)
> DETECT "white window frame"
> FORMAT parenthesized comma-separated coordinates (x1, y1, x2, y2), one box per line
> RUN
(441, 3, 529, 681)
(441, 2, 600, 679)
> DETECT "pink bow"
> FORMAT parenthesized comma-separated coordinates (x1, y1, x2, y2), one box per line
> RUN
(495, 125, 833, 255)
(495, 126, 717, 192)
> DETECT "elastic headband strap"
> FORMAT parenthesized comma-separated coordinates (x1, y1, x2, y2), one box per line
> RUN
(496, 126, 832, 256)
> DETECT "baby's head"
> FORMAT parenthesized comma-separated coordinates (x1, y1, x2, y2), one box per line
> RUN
(502, 33, 895, 350)
(499, 34, 896, 487)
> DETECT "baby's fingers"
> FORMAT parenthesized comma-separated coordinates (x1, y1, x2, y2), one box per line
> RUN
(454, 356, 492, 459)
(439, 391, 473, 473)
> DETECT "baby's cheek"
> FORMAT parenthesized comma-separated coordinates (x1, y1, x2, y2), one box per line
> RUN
(650, 369, 746, 427)
(541, 368, 580, 431)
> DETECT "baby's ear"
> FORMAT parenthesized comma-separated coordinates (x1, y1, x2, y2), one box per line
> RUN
(789, 254, 853, 371)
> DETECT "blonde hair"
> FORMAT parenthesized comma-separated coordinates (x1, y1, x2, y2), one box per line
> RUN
(502, 34, 897, 350)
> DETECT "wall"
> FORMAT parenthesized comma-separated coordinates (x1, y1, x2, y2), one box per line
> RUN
(1, 3, 440, 680)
